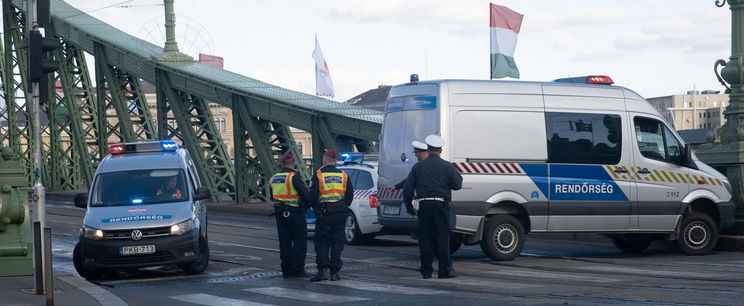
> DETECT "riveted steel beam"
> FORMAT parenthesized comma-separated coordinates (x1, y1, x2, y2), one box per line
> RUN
(157, 70, 235, 200)
(53, 39, 99, 187)
(3, 1, 33, 183)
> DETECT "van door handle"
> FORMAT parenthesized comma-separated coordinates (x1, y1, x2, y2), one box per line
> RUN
(637, 168, 651, 174)
(613, 167, 628, 174)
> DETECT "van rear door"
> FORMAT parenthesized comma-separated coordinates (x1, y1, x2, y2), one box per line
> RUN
(378, 84, 439, 197)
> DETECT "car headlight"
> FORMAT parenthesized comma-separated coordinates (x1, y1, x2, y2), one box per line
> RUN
(83, 226, 104, 240)
(723, 180, 733, 195)
(170, 219, 193, 235)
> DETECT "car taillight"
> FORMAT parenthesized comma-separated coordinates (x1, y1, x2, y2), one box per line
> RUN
(369, 195, 378, 208)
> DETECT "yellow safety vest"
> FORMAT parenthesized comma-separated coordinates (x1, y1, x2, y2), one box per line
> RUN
(317, 170, 348, 204)
(271, 171, 301, 207)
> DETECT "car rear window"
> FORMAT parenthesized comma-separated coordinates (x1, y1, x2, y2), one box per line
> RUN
(354, 171, 374, 189)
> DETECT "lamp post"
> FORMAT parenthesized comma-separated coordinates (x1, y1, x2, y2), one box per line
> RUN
(698, 0, 744, 233)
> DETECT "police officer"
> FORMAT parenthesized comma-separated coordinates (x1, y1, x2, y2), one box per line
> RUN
(310, 149, 354, 282)
(270, 153, 312, 279)
(402, 135, 462, 279)
(386, 140, 429, 191)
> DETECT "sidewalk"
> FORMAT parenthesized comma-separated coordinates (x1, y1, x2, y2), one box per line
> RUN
(44, 190, 744, 252)
(0, 273, 125, 306)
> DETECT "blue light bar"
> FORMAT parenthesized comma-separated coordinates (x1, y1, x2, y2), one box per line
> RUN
(161, 141, 178, 151)
(131, 198, 143, 204)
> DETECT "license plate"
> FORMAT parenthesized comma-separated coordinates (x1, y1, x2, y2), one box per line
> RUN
(383, 205, 400, 215)
(120, 245, 156, 256)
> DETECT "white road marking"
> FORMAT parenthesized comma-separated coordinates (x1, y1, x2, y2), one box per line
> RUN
(242, 287, 369, 304)
(171, 293, 273, 306)
(488, 268, 620, 283)
(318, 279, 449, 295)
(409, 276, 541, 290)
(578, 266, 721, 278)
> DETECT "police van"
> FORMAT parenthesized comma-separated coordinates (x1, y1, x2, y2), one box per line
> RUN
(73, 141, 211, 279)
(377, 76, 735, 261)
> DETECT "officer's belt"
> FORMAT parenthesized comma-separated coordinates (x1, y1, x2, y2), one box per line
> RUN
(417, 197, 446, 202)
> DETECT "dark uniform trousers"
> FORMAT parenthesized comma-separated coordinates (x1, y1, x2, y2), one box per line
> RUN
(418, 200, 453, 277)
(275, 206, 307, 277)
(314, 210, 346, 274)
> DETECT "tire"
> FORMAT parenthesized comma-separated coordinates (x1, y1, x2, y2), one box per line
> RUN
(611, 235, 653, 253)
(450, 232, 463, 254)
(676, 213, 718, 256)
(344, 213, 366, 245)
(73, 243, 106, 280)
(181, 237, 209, 274)
(480, 215, 525, 261)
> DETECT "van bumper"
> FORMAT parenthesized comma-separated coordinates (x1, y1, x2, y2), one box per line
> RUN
(377, 203, 418, 233)
(719, 201, 736, 230)
(79, 231, 198, 269)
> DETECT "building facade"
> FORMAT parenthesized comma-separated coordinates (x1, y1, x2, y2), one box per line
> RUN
(647, 91, 729, 131)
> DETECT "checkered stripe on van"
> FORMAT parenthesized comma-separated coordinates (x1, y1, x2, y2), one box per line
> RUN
(354, 189, 376, 200)
(377, 187, 403, 199)
(452, 162, 524, 175)
(604, 165, 723, 185)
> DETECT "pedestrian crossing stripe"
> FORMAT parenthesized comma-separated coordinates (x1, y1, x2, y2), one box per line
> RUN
(318, 279, 449, 295)
(171, 293, 274, 306)
(243, 287, 369, 303)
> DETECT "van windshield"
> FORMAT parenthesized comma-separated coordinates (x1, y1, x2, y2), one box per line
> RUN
(90, 169, 188, 207)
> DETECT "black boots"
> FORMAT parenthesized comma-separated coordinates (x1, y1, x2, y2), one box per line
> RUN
(330, 272, 340, 281)
(310, 268, 329, 282)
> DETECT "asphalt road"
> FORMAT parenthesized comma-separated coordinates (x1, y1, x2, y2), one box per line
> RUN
(46, 200, 744, 306)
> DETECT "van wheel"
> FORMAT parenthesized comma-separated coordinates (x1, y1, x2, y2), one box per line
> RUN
(611, 235, 653, 253)
(344, 213, 366, 245)
(181, 237, 209, 274)
(480, 215, 525, 261)
(677, 213, 718, 255)
(73, 243, 106, 280)
(450, 232, 463, 254)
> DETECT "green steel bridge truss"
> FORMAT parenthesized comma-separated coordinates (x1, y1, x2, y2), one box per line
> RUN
(0, 0, 383, 201)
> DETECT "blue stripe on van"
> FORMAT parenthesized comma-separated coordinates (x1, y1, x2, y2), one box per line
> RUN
(549, 164, 628, 201)
(519, 164, 549, 199)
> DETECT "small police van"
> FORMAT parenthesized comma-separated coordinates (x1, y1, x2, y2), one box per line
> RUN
(377, 76, 735, 261)
(73, 141, 211, 279)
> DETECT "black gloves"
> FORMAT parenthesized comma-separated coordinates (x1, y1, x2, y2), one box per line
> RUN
(406, 207, 416, 216)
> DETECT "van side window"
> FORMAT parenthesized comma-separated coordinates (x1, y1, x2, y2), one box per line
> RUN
(545, 112, 622, 164)
(634, 117, 683, 163)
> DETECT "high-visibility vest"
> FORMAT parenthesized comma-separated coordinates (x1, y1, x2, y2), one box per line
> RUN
(157, 188, 182, 199)
(271, 171, 301, 207)
(316, 170, 348, 204)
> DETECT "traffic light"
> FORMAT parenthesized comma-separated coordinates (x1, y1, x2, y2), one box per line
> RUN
(27, 30, 60, 82)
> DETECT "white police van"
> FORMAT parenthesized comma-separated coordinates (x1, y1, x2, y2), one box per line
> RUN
(73, 141, 211, 279)
(377, 76, 735, 260)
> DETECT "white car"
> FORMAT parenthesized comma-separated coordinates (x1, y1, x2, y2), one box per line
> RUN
(307, 160, 382, 244)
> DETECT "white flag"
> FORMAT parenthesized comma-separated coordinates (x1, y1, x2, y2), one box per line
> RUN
(311, 35, 334, 98)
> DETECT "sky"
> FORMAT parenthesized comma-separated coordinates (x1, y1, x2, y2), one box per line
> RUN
(61, 0, 732, 102)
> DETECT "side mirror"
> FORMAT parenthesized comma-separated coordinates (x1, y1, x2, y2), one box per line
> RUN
(194, 187, 211, 201)
(684, 144, 699, 170)
(74, 193, 88, 209)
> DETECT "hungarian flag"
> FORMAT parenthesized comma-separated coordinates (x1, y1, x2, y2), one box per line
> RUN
(311, 35, 335, 98)
(490, 3, 523, 79)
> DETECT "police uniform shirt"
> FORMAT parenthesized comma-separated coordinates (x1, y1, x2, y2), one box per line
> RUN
(310, 165, 354, 207)
(402, 154, 463, 208)
(271, 167, 312, 210)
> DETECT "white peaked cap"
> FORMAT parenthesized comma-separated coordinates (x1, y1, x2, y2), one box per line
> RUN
(424, 135, 445, 148)
(412, 140, 428, 151)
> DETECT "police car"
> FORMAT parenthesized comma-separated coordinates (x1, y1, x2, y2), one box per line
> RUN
(378, 76, 735, 260)
(307, 153, 383, 244)
(73, 141, 211, 279)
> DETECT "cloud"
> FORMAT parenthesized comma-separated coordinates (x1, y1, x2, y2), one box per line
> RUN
(614, 11, 728, 54)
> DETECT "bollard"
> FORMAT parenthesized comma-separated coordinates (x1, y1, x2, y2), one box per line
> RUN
(44, 227, 53, 306)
